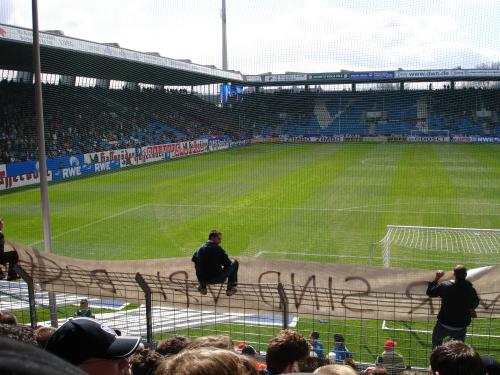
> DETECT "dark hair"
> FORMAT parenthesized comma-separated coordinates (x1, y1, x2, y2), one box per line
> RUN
(129, 349, 163, 375)
(454, 265, 467, 281)
(156, 335, 191, 356)
(430, 340, 484, 375)
(266, 330, 309, 374)
(298, 356, 329, 372)
(208, 230, 221, 240)
(310, 331, 320, 340)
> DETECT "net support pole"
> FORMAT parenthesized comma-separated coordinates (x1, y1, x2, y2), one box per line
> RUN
(32, 0, 58, 328)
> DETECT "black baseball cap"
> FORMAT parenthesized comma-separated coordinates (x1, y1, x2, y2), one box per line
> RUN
(46, 318, 141, 365)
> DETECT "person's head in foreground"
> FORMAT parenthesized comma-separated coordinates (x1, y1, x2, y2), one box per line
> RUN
(266, 329, 310, 374)
(313, 364, 358, 375)
(0, 336, 87, 375)
(45, 317, 141, 375)
(429, 340, 484, 375)
(453, 265, 467, 281)
(185, 335, 233, 350)
(156, 335, 191, 356)
(154, 347, 258, 375)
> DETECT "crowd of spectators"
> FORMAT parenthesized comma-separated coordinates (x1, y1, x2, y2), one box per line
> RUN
(0, 79, 242, 164)
(0, 309, 498, 375)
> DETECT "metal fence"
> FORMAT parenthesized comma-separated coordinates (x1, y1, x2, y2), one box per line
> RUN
(1, 264, 498, 370)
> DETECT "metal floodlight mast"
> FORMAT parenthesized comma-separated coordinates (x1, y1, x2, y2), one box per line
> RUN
(32, 0, 58, 328)
(221, 0, 228, 70)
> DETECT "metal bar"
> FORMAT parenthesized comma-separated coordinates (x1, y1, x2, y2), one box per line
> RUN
(14, 265, 37, 328)
(277, 283, 289, 330)
(135, 272, 153, 344)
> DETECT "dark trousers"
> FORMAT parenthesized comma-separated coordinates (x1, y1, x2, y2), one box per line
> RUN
(432, 321, 467, 348)
(0, 251, 19, 277)
(198, 260, 239, 289)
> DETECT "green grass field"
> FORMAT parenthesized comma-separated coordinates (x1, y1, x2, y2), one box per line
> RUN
(2, 142, 499, 367)
(2, 143, 499, 268)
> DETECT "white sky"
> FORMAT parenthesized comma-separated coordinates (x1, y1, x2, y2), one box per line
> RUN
(1, 0, 500, 74)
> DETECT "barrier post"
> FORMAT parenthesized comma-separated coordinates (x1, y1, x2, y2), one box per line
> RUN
(277, 283, 289, 330)
(14, 264, 38, 328)
(135, 272, 153, 344)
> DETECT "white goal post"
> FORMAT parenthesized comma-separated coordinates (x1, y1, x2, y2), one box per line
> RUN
(381, 225, 500, 267)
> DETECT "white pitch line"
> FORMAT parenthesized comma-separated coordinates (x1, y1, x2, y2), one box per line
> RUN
(256, 251, 373, 259)
(29, 204, 149, 246)
(149, 203, 500, 216)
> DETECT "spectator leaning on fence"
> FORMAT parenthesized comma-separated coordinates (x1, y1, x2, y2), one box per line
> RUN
(429, 340, 484, 375)
(329, 334, 352, 363)
(426, 265, 479, 348)
(265, 329, 310, 374)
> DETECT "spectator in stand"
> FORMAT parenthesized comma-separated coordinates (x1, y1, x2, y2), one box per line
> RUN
(308, 331, 324, 358)
(74, 299, 96, 319)
(0, 322, 37, 346)
(192, 230, 238, 296)
(426, 265, 479, 348)
(482, 355, 500, 375)
(34, 326, 56, 349)
(329, 334, 352, 363)
(129, 348, 163, 375)
(298, 356, 330, 372)
(0, 336, 87, 375)
(154, 347, 258, 375)
(313, 364, 358, 375)
(46, 317, 141, 375)
(185, 335, 233, 350)
(429, 340, 484, 375)
(156, 335, 190, 356)
(0, 311, 17, 325)
(0, 218, 20, 281)
(376, 339, 405, 375)
(265, 329, 309, 374)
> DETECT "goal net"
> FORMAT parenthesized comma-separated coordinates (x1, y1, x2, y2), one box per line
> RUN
(380, 225, 500, 268)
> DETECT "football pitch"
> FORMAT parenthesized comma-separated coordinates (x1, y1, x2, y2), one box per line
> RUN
(2, 142, 500, 268)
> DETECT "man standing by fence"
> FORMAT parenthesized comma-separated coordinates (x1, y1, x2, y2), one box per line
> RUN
(192, 230, 238, 296)
(0, 218, 20, 281)
(426, 265, 479, 348)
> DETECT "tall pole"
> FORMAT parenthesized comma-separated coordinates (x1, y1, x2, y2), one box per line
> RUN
(221, 0, 228, 70)
(32, 0, 57, 327)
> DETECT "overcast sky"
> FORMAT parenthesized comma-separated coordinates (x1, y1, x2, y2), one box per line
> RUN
(1, 0, 500, 74)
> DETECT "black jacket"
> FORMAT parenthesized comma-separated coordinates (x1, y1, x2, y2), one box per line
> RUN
(426, 279, 479, 327)
(192, 240, 231, 281)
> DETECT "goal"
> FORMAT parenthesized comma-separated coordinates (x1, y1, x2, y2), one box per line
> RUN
(380, 225, 500, 268)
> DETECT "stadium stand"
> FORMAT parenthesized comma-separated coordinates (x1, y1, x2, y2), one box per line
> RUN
(236, 89, 500, 138)
(0, 80, 241, 163)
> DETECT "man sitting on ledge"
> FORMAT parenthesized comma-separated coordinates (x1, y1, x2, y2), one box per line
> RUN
(192, 230, 238, 296)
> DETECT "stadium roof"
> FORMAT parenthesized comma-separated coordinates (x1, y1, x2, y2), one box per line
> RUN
(0, 24, 244, 86)
(1, 23, 500, 87)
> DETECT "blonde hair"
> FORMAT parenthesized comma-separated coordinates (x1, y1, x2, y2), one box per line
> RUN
(185, 335, 233, 350)
(313, 364, 358, 375)
(155, 347, 258, 375)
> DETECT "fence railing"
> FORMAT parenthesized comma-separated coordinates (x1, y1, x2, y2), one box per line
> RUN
(1, 264, 498, 370)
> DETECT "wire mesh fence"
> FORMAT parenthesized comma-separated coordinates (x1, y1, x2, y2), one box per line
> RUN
(1, 263, 498, 370)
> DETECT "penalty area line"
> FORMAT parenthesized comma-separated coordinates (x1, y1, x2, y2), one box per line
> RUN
(29, 204, 149, 246)
(255, 251, 372, 259)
